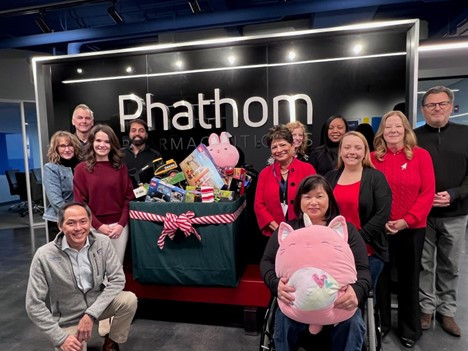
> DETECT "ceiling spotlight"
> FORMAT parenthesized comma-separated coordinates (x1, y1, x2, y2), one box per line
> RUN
(227, 55, 236, 65)
(35, 14, 52, 33)
(287, 50, 296, 60)
(108, 6, 124, 24)
(188, 0, 201, 14)
(76, 68, 83, 74)
(126, 66, 133, 73)
(352, 43, 363, 55)
(175, 60, 184, 69)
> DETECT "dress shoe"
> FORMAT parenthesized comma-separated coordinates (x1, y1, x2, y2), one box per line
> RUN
(102, 335, 120, 351)
(400, 337, 415, 348)
(436, 313, 461, 337)
(420, 312, 432, 330)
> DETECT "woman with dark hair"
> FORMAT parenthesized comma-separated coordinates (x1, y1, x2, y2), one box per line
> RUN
(371, 111, 435, 348)
(260, 175, 371, 350)
(286, 121, 310, 162)
(43, 131, 81, 239)
(73, 124, 134, 264)
(309, 115, 348, 175)
(254, 125, 316, 237)
(326, 131, 392, 290)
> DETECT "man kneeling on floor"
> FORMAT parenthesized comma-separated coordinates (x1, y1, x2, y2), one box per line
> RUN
(26, 202, 138, 351)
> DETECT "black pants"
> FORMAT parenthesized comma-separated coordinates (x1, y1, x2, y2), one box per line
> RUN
(377, 227, 425, 341)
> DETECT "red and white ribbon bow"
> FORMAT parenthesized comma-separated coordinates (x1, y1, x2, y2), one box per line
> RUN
(129, 200, 246, 249)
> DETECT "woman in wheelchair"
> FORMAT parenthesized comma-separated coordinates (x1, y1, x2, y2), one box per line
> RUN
(260, 175, 371, 351)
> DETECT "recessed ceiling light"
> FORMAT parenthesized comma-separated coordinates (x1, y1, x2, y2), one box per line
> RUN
(175, 60, 184, 68)
(126, 66, 133, 73)
(352, 43, 363, 55)
(227, 55, 236, 64)
(76, 68, 83, 74)
(287, 50, 296, 60)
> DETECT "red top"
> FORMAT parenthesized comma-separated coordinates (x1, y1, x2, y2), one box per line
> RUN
(334, 181, 374, 256)
(371, 147, 435, 229)
(254, 158, 316, 236)
(73, 161, 134, 229)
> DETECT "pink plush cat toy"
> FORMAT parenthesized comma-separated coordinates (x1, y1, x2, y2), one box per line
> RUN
(207, 132, 239, 169)
(275, 215, 357, 334)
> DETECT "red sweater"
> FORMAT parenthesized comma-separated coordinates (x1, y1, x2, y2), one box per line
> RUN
(371, 147, 435, 229)
(73, 161, 134, 229)
(254, 158, 316, 236)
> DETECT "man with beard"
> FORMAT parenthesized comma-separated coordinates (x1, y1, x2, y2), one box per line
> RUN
(122, 119, 162, 189)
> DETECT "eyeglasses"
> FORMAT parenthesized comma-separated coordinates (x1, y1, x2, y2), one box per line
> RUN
(58, 144, 74, 150)
(423, 101, 451, 110)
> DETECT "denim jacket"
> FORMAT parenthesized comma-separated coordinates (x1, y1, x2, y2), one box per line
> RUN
(43, 162, 74, 222)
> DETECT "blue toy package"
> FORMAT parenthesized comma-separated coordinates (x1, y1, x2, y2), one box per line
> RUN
(145, 178, 186, 202)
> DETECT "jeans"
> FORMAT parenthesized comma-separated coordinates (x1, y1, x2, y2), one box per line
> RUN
(368, 254, 384, 292)
(274, 307, 365, 351)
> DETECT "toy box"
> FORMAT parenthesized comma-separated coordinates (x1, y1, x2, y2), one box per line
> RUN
(145, 178, 186, 202)
(179, 144, 225, 189)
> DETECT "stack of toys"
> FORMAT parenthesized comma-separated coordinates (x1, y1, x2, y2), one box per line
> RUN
(141, 132, 252, 203)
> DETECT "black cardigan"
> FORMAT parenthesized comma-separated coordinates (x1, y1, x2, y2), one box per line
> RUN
(325, 167, 392, 262)
(260, 218, 371, 306)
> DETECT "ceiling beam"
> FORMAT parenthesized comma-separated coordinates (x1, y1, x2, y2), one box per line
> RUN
(0, 0, 438, 49)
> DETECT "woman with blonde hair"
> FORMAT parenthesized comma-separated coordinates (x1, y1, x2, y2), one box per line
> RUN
(286, 121, 310, 162)
(371, 111, 435, 348)
(73, 124, 134, 264)
(43, 131, 81, 238)
(326, 131, 392, 290)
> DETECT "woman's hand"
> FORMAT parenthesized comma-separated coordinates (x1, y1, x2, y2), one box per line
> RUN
(334, 285, 358, 311)
(97, 224, 112, 236)
(109, 224, 124, 239)
(386, 219, 408, 234)
(268, 221, 279, 231)
(277, 277, 295, 305)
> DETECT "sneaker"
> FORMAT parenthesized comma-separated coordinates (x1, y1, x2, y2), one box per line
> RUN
(436, 313, 461, 337)
(420, 312, 432, 330)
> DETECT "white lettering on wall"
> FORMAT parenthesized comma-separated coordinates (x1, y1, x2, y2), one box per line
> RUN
(119, 89, 313, 131)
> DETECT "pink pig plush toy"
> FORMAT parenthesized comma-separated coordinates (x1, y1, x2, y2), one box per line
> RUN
(275, 215, 357, 334)
(207, 132, 239, 169)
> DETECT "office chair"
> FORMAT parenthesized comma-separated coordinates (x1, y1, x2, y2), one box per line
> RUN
(15, 171, 44, 217)
(5, 169, 28, 212)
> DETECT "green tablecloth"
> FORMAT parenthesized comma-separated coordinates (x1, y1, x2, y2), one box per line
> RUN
(130, 197, 246, 287)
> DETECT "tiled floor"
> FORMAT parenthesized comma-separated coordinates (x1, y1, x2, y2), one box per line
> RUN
(1, 223, 467, 350)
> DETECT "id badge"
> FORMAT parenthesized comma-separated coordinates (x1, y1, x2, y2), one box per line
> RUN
(281, 202, 288, 216)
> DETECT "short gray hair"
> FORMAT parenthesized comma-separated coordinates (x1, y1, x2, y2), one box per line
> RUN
(57, 202, 92, 227)
(421, 86, 454, 106)
(72, 104, 94, 119)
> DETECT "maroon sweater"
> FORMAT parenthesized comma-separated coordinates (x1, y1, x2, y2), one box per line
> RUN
(73, 161, 134, 229)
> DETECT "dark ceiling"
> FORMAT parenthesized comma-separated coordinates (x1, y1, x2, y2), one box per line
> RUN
(0, 0, 466, 54)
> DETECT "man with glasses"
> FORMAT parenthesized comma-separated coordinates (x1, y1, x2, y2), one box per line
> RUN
(72, 104, 94, 146)
(415, 86, 468, 337)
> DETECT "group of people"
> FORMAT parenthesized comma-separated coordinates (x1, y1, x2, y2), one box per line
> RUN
(257, 86, 468, 350)
(25, 85, 468, 351)
(26, 105, 162, 351)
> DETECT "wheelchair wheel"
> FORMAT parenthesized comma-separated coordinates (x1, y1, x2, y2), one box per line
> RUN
(364, 292, 383, 351)
(259, 297, 278, 351)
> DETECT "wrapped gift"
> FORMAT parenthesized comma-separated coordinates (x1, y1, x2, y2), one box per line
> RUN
(129, 196, 246, 287)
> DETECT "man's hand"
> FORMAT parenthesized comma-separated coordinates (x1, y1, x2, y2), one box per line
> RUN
(60, 335, 82, 351)
(76, 314, 94, 342)
(433, 191, 451, 207)
(109, 224, 124, 239)
(334, 285, 358, 311)
(277, 277, 295, 305)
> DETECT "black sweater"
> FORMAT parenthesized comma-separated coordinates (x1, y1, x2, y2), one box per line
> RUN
(415, 122, 468, 218)
(326, 167, 392, 262)
(260, 218, 371, 306)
